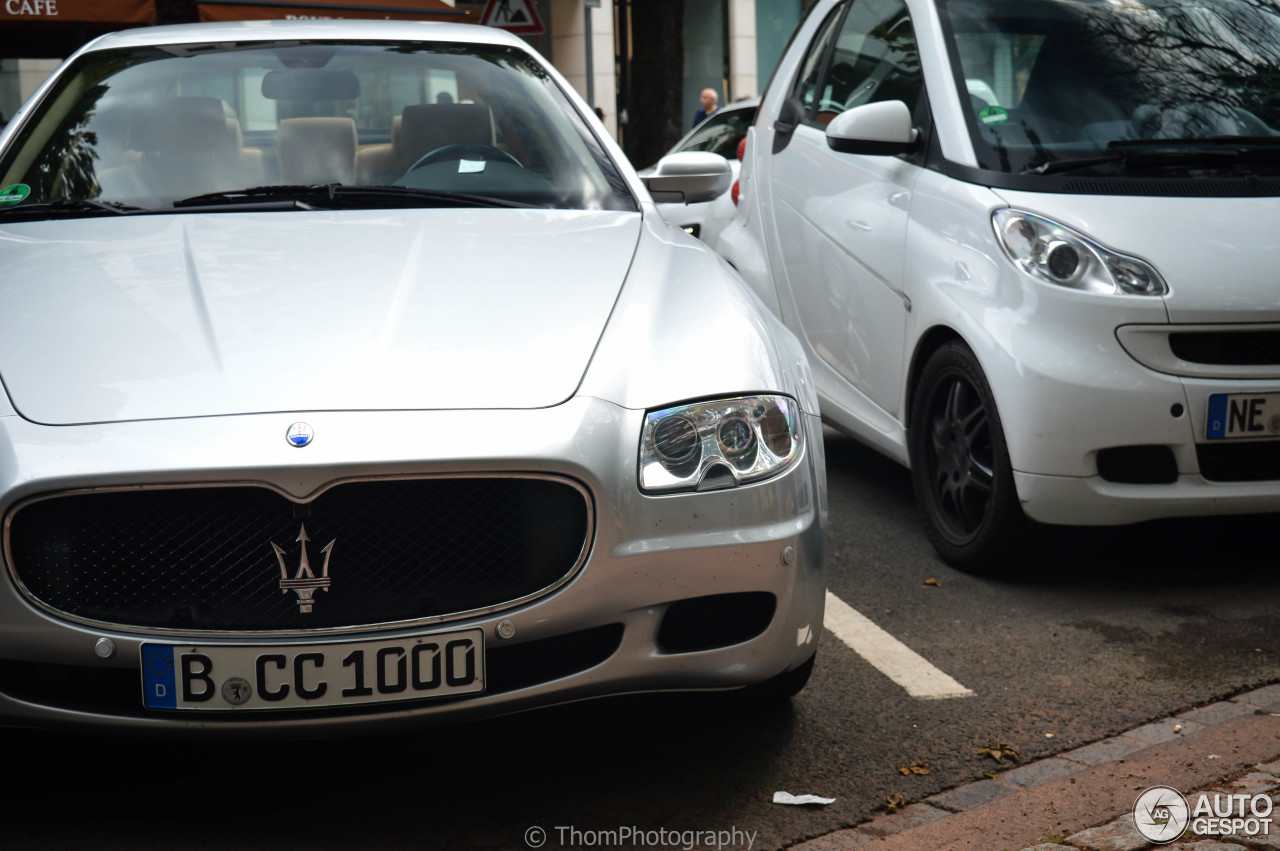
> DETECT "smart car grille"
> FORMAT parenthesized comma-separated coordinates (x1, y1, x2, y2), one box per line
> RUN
(6, 477, 591, 632)
(1197, 442, 1280, 482)
(1170, 331, 1280, 366)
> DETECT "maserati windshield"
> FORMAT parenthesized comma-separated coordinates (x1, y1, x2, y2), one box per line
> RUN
(942, 0, 1280, 176)
(0, 40, 635, 213)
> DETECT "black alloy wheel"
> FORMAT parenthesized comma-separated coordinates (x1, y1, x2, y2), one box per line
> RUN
(909, 341, 1026, 570)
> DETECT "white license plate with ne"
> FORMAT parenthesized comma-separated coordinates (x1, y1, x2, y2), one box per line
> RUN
(141, 629, 484, 711)
(1206, 392, 1280, 440)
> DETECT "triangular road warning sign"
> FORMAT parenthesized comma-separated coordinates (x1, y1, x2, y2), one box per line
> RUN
(480, 0, 545, 35)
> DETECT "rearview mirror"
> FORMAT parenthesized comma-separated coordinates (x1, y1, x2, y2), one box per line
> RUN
(826, 100, 918, 156)
(642, 152, 732, 204)
(262, 69, 361, 101)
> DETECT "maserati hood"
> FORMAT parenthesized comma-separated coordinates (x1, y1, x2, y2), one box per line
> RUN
(0, 209, 641, 425)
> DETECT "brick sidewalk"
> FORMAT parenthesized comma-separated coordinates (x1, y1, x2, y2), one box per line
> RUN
(788, 684, 1280, 851)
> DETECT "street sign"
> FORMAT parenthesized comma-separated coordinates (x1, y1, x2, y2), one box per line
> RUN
(479, 0, 544, 35)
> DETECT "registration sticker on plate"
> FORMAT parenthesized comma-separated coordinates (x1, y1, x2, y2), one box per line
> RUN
(141, 629, 484, 711)
(1206, 393, 1280, 440)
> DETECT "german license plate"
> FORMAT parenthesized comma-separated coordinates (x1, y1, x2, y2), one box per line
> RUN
(141, 629, 484, 711)
(1206, 393, 1280, 439)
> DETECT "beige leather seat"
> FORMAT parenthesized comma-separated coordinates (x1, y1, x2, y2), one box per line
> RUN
(99, 96, 241, 199)
(276, 116, 358, 185)
(226, 117, 265, 187)
(354, 115, 401, 185)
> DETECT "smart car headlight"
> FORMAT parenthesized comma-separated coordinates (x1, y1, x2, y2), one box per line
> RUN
(993, 209, 1167, 296)
(640, 395, 802, 493)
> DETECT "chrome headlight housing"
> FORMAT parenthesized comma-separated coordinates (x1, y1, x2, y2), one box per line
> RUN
(993, 209, 1168, 296)
(640, 395, 802, 493)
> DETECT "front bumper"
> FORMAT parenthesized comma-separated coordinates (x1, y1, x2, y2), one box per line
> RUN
(971, 292, 1280, 525)
(0, 396, 826, 734)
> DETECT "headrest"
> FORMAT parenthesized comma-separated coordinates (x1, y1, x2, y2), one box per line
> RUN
(130, 97, 231, 153)
(277, 116, 358, 151)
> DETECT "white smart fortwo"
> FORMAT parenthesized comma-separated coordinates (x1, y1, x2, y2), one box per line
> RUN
(718, 0, 1280, 568)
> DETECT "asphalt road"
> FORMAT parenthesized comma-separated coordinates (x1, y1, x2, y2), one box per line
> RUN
(5, 428, 1280, 850)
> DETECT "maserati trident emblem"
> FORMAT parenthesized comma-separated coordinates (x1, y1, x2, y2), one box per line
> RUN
(286, 422, 314, 448)
(271, 524, 334, 613)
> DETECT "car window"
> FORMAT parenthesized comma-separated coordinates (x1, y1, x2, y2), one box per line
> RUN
(0, 42, 635, 212)
(815, 0, 923, 125)
(791, 4, 848, 115)
(674, 106, 757, 158)
(942, 0, 1280, 176)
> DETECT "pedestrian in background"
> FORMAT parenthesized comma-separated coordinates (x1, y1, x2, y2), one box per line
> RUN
(692, 88, 719, 127)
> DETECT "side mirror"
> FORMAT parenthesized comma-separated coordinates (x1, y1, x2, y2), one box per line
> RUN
(826, 100, 919, 156)
(642, 151, 732, 204)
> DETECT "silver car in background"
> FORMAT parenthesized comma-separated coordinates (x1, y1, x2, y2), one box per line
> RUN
(0, 21, 825, 733)
(641, 98, 758, 244)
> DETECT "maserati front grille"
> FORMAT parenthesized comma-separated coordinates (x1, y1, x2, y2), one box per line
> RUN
(5, 476, 592, 633)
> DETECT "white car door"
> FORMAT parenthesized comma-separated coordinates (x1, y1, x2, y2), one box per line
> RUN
(766, 0, 926, 423)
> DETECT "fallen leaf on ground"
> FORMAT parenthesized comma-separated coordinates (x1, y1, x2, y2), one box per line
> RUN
(898, 762, 932, 776)
(977, 740, 1022, 763)
(924, 578, 942, 587)
(885, 793, 906, 813)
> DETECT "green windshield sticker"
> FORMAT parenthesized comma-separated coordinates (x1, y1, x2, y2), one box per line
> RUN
(978, 106, 1009, 126)
(0, 184, 31, 206)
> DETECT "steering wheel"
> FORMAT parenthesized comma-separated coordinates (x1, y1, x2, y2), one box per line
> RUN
(406, 143, 523, 172)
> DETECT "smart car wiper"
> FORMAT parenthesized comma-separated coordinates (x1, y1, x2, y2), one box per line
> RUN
(1023, 146, 1280, 176)
(174, 184, 538, 210)
(0, 198, 146, 222)
(1108, 135, 1280, 150)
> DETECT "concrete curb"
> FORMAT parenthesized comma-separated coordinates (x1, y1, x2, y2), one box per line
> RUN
(787, 685, 1280, 851)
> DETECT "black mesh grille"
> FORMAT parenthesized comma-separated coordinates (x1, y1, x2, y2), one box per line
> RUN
(1197, 442, 1280, 481)
(1170, 331, 1280, 366)
(1060, 176, 1280, 197)
(7, 478, 591, 631)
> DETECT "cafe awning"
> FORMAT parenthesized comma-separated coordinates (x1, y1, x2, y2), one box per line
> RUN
(0, 0, 156, 24)
(197, 0, 471, 22)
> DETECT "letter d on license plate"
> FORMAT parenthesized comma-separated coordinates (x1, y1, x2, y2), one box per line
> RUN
(141, 629, 484, 711)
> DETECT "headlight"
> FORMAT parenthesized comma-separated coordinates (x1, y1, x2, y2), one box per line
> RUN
(992, 209, 1167, 296)
(640, 395, 802, 493)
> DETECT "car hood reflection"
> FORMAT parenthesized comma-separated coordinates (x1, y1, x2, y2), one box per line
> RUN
(0, 208, 642, 425)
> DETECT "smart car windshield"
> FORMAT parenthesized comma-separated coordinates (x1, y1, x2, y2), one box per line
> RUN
(942, 0, 1280, 177)
(0, 40, 635, 214)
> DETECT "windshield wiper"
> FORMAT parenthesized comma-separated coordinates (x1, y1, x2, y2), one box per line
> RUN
(0, 198, 145, 221)
(1022, 145, 1280, 176)
(174, 184, 538, 211)
(172, 185, 325, 210)
(328, 185, 540, 209)
(1108, 135, 1280, 150)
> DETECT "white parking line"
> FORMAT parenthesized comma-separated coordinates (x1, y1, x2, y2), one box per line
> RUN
(824, 591, 975, 700)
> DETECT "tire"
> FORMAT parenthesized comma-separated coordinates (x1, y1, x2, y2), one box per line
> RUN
(908, 341, 1026, 571)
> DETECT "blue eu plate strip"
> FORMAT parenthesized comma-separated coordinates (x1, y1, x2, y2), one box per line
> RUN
(1207, 394, 1229, 439)
(141, 645, 177, 709)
